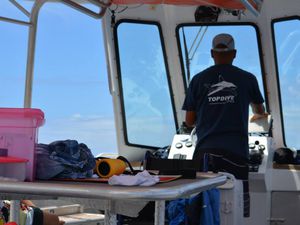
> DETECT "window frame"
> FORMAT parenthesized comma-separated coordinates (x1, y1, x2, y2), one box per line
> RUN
(175, 22, 268, 111)
(29, 3, 119, 155)
(271, 16, 300, 147)
(113, 19, 178, 149)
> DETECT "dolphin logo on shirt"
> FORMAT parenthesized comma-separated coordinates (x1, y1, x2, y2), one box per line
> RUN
(207, 75, 237, 96)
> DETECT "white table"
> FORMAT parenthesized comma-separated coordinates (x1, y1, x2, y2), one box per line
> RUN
(0, 173, 226, 225)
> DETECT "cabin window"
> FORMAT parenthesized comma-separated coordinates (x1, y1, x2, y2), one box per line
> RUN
(273, 18, 300, 149)
(177, 24, 265, 113)
(0, 1, 28, 107)
(31, 3, 117, 156)
(115, 21, 176, 148)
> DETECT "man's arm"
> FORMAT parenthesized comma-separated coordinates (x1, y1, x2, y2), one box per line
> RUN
(185, 111, 196, 127)
(21, 200, 65, 225)
(250, 103, 269, 122)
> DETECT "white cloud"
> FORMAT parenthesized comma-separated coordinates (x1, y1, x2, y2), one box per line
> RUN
(71, 113, 82, 120)
(288, 86, 300, 98)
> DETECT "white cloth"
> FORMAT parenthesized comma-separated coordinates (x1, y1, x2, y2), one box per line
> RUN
(25, 207, 34, 225)
(108, 170, 159, 186)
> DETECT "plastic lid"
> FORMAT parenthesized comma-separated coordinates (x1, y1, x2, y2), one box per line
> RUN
(0, 108, 45, 127)
(0, 156, 28, 163)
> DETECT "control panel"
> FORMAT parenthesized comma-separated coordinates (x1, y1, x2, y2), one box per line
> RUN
(167, 129, 271, 174)
(248, 136, 269, 173)
(168, 134, 196, 160)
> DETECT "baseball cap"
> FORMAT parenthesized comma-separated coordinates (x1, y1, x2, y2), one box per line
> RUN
(212, 33, 235, 52)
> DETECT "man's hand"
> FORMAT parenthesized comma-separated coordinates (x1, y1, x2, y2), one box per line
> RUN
(250, 112, 269, 122)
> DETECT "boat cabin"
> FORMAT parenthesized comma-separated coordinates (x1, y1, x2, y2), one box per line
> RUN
(1, 0, 300, 224)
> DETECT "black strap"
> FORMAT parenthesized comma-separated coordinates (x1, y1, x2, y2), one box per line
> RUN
(117, 156, 141, 175)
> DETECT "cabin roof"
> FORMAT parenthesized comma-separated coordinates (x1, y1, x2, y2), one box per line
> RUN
(111, 0, 258, 10)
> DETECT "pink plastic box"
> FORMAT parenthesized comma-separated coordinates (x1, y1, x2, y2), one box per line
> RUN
(0, 108, 44, 181)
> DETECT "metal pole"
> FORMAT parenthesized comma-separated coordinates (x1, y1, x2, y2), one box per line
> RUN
(239, 0, 259, 17)
(24, 0, 109, 107)
(24, 0, 47, 108)
(154, 200, 165, 225)
(104, 200, 117, 225)
(61, 0, 107, 19)
(9, 200, 20, 223)
(9, 0, 31, 17)
(0, 16, 30, 26)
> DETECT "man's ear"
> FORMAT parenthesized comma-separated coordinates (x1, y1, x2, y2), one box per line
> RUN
(211, 50, 214, 58)
(232, 49, 237, 59)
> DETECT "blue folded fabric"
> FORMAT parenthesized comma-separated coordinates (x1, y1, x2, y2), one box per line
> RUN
(36, 140, 95, 179)
(167, 198, 188, 225)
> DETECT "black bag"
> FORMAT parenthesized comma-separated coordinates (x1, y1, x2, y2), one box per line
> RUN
(273, 147, 295, 164)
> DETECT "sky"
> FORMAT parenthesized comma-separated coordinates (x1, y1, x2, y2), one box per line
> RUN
(0, 1, 300, 154)
(116, 23, 177, 147)
(0, 1, 118, 156)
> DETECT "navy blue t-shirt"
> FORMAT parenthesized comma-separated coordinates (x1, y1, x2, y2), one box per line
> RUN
(182, 64, 264, 158)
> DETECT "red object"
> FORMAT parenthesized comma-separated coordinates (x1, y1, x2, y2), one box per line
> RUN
(0, 156, 28, 163)
(5, 222, 18, 225)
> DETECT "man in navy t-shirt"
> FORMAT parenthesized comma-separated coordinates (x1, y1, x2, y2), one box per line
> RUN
(182, 33, 268, 164)
(182, 33, 268, 219)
